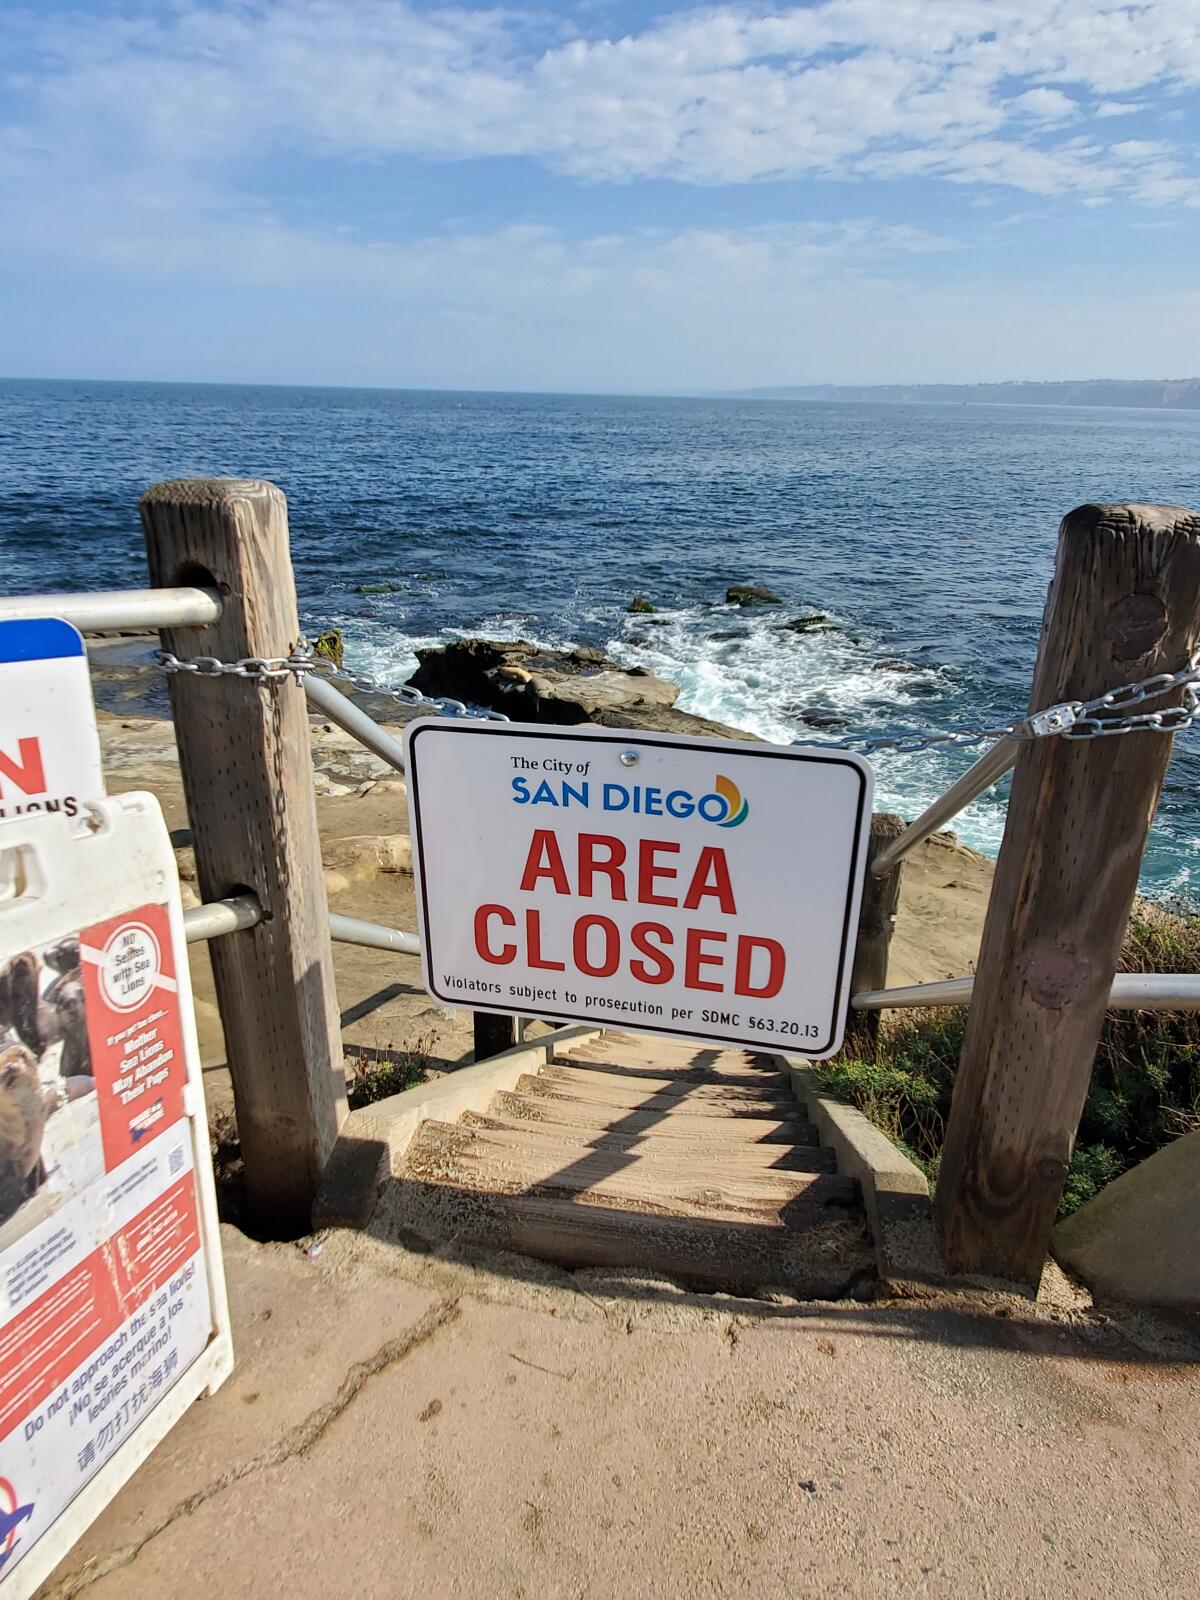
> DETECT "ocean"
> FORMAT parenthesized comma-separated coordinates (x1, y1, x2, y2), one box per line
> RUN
(2, 378, 1199, 899)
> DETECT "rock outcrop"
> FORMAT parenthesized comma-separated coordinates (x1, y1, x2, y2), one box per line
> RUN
(726, 584, 781, 607)
(408, 639, 757, 741)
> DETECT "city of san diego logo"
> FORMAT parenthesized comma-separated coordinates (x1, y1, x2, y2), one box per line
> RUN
(512, 771, 749, 828)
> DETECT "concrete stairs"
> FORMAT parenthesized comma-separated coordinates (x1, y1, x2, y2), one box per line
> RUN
(394, 1032, 869, 1295)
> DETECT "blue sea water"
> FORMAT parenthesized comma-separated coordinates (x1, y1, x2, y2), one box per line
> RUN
(2, 378, 1199, 898)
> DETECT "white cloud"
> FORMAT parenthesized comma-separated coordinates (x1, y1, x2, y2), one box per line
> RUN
(2, 2, 1199, 387)
(1011, 88, 1077, 120)
(1094, 100, 1146, 118)
(8, 209, 1198, 392)
(2, 0, 1199, 202)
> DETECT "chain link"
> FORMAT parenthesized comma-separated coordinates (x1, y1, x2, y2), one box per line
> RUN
(153, 647, 511, 721)
(154, 644, 1200, 751)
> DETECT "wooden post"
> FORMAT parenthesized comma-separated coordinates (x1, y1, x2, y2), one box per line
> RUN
(937, 503, 1200, 1285)
(846, 813, 906, 1055)
(474, 1011, 519, 1063)
(141, 479, 347, 1238)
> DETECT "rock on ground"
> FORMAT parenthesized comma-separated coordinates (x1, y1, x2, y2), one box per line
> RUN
(1054, 1130, 1200, 1308)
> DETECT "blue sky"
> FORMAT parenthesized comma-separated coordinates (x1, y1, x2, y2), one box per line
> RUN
(2, 0, 1199, 391)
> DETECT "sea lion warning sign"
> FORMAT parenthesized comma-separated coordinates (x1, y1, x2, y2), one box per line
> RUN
(0, 797, 231, 1599)
(406, 721, 873, 1057)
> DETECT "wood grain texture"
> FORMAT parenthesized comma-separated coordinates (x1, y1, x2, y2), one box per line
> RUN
(936, 503, 1200, 1284)
(141, 478, 347, 1236)
(408, 1118, 846, 1218)
(847, 812, 906, 1051)
(514, 1072, 801, 1119)
(459, 1113, 834, 1170)
(487, 1092, 805, 1142)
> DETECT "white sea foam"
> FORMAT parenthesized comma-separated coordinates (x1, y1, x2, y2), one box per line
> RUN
(333, 600, 1016, 862)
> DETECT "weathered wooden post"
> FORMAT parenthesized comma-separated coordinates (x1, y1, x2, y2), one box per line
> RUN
(474, 1011, 519, 1063)
(846, 813, 906, 1055)
(937, 503, 1200, 1285)
(141, 479, 348, 1237)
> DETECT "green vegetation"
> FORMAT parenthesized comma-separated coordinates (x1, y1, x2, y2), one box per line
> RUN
(813, 902, 1200, 1218)
(345, 1045, 429, 1109)
(312, 628, 344, 669)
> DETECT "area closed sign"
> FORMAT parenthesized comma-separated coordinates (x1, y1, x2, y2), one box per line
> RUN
(406, 722, 873, 1057)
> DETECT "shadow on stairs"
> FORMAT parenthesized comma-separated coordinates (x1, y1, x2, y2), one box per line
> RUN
(388, 1031, 874, 1298)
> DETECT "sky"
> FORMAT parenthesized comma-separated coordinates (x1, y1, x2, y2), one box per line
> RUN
(1, 0, 1199, 392)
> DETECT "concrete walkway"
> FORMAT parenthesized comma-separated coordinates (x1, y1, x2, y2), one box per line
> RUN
(39, 1223, 1200, 1600)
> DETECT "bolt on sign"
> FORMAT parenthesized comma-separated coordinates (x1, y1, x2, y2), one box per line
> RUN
(0, 794, 232, 1600)
(0, 620, 105, 824)
(406, 721, 873, 1057)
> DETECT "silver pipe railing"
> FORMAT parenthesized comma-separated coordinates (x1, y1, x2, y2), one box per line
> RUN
(0, 586, 224, 632)
(303, 673, 407, 775)
(184, 894, 420, 956)
(183, 894, 264, 942)
(328, 912, 420, 956)
(871, 736, 1019, 876)
(853, 971, 1200, 1012)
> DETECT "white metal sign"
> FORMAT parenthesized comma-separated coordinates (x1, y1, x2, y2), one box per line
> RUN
(0, 619, 104, 826)
(0, 794, 232, 1599)
(406, 721, 873, 1057)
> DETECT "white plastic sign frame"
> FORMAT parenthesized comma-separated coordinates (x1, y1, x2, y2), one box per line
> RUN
(406, 719, 873, 1058)
(0, 618, 104, 825)
(0, 794, 232, 1600)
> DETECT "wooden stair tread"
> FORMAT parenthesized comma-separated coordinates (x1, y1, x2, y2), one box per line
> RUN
(539, 1065, 789, 1101)
(556, 1055, 783, 1086)
(406, 1119, 848, 1220)
(514, 1073, 802, 1119)
(460, 1113, 831, 1170)
(585, 1031, 769, 1055)
(383, 1028, 863, 1292)
(489, 1091, 808, 1142)
(388, 1180, 865, 1293)
(565, 1045, 775, 1073)
(557, 1054, 786, 1084)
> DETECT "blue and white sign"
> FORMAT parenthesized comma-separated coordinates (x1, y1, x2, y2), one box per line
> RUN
(0, 620, 104, 826)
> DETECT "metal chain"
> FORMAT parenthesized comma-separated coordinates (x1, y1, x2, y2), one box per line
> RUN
(153, 646, 511, 721)
(154, 644, 1200, 750)
(820, 646, 1200, 754)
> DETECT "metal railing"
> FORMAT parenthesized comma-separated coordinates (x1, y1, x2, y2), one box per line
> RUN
(0, 586, 223, 631)
(5, 582, 1196, 1012)
(9, 483, 1200, 1283)
(182, 895, 420, 956)
(852, 971, 1200, 1012)
(0, 583, 424, 955)
(869, 735, 1019, 879)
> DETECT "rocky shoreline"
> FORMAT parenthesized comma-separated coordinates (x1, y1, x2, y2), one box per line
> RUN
(85, 633, 995, 1025)
(408, 637, 758, 739)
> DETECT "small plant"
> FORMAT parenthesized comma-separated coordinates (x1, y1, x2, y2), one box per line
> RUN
(813, 898, 1200, 1219)
(344, 1037, 431, 1109)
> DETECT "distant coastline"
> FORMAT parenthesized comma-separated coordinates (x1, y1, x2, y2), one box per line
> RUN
(731, 380, 1200, 411)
